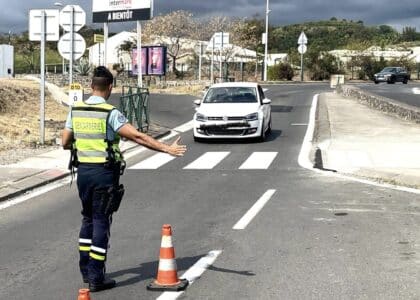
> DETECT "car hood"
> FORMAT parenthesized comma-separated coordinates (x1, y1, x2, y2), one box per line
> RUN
(375, 71, 393, 76)
(196, 103, 261, 117)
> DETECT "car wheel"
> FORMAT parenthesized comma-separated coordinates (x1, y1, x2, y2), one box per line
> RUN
(374, 80, 379, 84)
(387, 76, 396, 84)
(403, 78, 408, 84)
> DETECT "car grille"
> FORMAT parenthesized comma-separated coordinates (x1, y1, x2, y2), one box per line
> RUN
(205, 128, 247, 136)
(207, 116, 246, 121)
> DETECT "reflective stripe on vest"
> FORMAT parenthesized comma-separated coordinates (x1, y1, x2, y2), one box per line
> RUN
(72, 101, 122, 164)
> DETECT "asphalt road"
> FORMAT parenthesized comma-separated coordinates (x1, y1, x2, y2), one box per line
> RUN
(353, 82, 420, 107)
(1, 84, 420, 299)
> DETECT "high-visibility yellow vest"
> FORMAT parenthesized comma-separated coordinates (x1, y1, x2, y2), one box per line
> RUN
(71, 101, 122, 164)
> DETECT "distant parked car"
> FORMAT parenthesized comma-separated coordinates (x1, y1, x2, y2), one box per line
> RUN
(374, 67, 410, 84)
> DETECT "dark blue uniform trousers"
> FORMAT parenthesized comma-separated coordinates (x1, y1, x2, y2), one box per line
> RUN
(77, 164, 119, 284)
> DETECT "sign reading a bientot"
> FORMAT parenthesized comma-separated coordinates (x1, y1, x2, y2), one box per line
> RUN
(92, 0, 152, 23)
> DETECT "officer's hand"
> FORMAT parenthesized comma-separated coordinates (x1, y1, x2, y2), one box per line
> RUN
(167, 137, 187, 157)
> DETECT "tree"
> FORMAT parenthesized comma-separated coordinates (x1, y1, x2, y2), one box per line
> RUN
(268, 63, 294, 80)
(142, 10, 198, 75)
(401, 26, 418, 42)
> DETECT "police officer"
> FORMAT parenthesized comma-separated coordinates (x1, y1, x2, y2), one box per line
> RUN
(61, 66, 186, 292)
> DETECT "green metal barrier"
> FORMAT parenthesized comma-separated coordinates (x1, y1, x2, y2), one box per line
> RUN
(120, 86, 150, 132)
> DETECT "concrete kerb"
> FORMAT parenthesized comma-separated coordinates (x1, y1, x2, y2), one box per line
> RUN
(337, 84, 420, 124)
(0, 129, 172, 203)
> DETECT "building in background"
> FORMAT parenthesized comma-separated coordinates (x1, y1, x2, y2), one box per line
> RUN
(0, 45, 14, 78)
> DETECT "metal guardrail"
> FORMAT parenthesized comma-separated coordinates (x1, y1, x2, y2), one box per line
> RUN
(120, 86, 150, 132)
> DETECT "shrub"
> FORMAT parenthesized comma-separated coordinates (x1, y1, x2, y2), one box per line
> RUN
(267, 63, 294, 80)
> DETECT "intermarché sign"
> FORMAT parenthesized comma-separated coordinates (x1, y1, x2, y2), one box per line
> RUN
(92, 0, 151, 23)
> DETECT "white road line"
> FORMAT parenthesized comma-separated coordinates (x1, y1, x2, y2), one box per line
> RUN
(412, 88, 420, 95)
(291, 123, 308, 126)
(0, 177, 71, 211)
(239, 152, 278, 169)
(233, 189, 276, 230)
(157, 250, 222, 300)
(297, 94, 420, 195)
(173, 120, 194, 133)
(129, 153, 176, 169)
(183, 152, 230, 170)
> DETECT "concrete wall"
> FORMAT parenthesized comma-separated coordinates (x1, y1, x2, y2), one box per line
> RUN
(337, 84, 420, 124)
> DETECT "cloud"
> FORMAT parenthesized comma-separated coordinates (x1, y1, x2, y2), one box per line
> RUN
(1, 0, 420, 34)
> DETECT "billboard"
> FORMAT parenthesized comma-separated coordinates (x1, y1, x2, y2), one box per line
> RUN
(131, 47, 147, 75)
(147, 46, 166, 76)
(92, 0, 152, 23)
(132, 46, 166, 76)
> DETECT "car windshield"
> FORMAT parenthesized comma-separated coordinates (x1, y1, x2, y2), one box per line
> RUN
(381, 67, 396, 73)
(203, 87, 258, 103)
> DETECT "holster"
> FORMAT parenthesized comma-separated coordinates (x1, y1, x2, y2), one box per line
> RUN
(96, 184, 125, 216)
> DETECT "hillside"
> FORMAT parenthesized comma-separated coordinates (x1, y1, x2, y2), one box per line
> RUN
(0, 79, 68, 161)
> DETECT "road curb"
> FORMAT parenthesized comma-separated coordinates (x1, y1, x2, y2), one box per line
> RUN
(0, 130, 172, 203)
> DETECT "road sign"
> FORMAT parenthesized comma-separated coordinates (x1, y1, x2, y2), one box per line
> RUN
(58, 33, 86, 61)
(298, 44, 307, 54)
(298, 31, 308, 45)
(59, 5, 86, 32)
(211, 32, 230, 49)
(94, 34, 104, 43)
(29, 9, 59, 41)
(262, 33, 267, 45)
(68, 83, 83, 106)
(92, 0, 152, 23)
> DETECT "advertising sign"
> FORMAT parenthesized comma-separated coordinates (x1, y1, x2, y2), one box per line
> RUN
(92, 0, 152, 23)
(132, 47, 147, 75)
(147, 46, 166, 76)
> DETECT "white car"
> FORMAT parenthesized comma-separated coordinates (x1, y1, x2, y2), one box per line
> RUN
(193, 82, 272, 142)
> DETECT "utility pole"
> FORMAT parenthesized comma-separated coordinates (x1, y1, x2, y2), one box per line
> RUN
(263, 0, 270, 81)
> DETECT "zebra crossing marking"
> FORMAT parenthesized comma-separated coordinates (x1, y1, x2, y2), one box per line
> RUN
(239, 152, 278, 169)
(183, 152, 230, 170)
(130, 153, 176, 169)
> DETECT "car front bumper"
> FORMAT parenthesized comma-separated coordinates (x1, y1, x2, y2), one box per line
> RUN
(193, 120, 263, 139)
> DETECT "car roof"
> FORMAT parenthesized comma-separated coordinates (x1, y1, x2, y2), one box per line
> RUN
(209, 82, 259, 88)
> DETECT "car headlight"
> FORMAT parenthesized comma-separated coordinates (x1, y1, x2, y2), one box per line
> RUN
(245, 113, 259, 121)
(196, 113, 207, 122)
(384, 74, 391, 78)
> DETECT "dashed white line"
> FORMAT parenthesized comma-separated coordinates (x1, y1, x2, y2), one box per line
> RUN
(233, 189, 276, 230)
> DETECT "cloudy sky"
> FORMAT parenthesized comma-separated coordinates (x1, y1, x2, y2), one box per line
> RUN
(1, 0, 420, 34)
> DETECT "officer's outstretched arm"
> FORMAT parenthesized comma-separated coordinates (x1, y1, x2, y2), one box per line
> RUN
(118, 123, 187, 157)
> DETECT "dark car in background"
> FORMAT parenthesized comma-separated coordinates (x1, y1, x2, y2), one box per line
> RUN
(374, 67, 410, 84)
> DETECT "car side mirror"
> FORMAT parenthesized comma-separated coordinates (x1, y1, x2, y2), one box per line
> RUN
(262, 98, 271, 105)
(194, 99, 201, 106)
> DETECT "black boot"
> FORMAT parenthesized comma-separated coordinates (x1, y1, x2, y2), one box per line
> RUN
(89, 278, 116, 292)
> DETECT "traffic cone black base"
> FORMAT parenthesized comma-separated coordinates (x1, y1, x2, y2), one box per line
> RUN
(147, 278, 189, 291)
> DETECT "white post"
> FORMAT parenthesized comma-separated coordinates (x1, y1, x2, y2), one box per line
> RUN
(198, 41, 202, 81)
(69, 5, 74, 85)
(137, 20, 142, 88)
(40, 10, 46, 145)
(98, 43, 101, 66)
(220, 32, 223, 82)
(104, 23, 108, 67)
(263, 0, 270, 81)
(211, 38, 214, 83)
(300, 52, 304, 81)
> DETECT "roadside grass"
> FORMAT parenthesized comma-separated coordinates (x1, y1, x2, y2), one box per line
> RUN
(0, 79, 68, 152)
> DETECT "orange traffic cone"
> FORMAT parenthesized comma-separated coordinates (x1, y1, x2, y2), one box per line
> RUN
(147, 224, 189, 291)
(77, 288, 90, 300)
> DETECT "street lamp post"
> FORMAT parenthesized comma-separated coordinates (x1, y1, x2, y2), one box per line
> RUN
(54, 2, 65, 75)
(263, 0, 270, 82)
